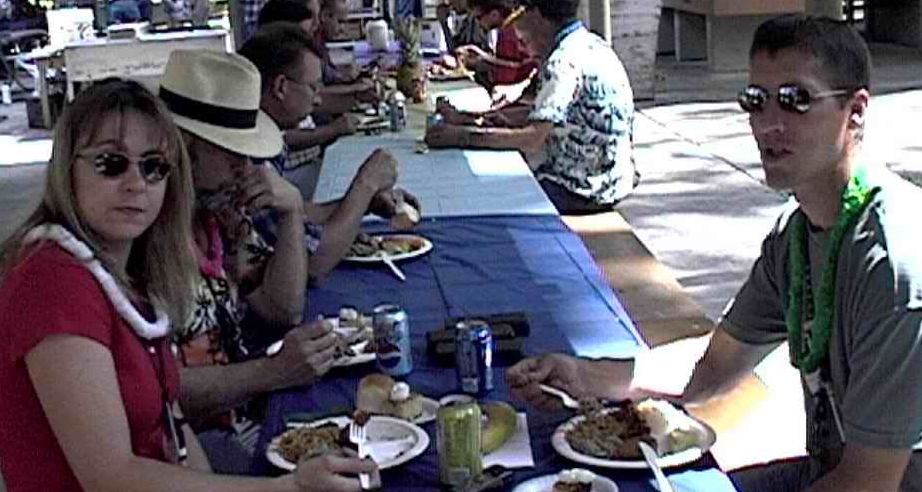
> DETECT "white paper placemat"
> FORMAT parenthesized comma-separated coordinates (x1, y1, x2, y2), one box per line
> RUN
(316, 135, 557, 218)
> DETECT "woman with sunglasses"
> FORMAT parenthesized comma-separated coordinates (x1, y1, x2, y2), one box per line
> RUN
(0, 79, 374, 491)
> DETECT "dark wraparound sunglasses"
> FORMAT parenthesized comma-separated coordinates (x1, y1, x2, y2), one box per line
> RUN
(88, 152, 173, 184)
(738, 84, 851, 114)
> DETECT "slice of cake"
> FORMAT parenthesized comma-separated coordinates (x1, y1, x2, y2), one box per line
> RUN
(635, 399, 700, 454)
(552, 468, 596, 492)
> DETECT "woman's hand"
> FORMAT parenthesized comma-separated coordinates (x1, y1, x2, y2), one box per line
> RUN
(294, 452, 378, 492)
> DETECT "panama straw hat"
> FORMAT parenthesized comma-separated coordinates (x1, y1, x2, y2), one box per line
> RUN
(159, 50, 283, 159)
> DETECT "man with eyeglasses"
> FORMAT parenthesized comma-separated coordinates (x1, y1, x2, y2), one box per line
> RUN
(507, 14, 922, 491)
(256, 0, 361, 198)
(239, 22, 421, 281)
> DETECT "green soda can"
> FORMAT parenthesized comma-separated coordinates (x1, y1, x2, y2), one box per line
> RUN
(437, 401, 483, 487)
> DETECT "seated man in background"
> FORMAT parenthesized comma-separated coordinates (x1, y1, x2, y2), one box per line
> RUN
(458, 0, 537, 88)
(258, 0, 359, 199)
(509, 15, 922, 492)
(239, 23, 420, 280)
(436, 0, 494, 90)
(426, 0, 636, 215)
(314, 0, 379, 116)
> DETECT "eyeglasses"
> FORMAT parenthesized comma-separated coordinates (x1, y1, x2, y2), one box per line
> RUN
(738, 84, 851, 114)
(87, 152, 173, 184)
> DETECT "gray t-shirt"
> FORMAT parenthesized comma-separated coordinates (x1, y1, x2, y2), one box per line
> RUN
(722, 166, 922, 487)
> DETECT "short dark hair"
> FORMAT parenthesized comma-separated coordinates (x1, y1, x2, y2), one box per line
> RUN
(467, 0, 516, 15)
(522, 0, 579, 24)
(258, 0, 313, 27)
(750, 14, 871, 92)
(238, 22, 319, 94)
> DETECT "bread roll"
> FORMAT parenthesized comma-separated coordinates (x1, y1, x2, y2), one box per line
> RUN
(390, 202, 420, 230)
(356, 374, 424, 421)
(356, 374, 396, 415)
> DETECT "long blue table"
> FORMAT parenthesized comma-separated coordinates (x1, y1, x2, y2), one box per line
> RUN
(254, 214, 737, 491)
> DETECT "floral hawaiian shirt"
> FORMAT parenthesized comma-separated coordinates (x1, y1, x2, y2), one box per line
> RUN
(174, 183, 274, 366)
(529, 22, 636, 206)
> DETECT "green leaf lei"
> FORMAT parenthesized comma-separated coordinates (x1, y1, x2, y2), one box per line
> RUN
(786, 167, 880, 374)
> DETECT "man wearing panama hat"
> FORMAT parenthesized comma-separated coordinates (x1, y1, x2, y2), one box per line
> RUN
(159, 49, 342, 473)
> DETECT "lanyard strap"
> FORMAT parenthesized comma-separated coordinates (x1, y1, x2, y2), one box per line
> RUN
(146, 343, 189, 465)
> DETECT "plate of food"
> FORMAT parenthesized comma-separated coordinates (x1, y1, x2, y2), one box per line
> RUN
(551, 399, 716, 470)
(266, 308, 376, 366)
(329, 308, 376, 367)
(356, 373, 440, 425)
(344, 234, 432, 263)
(266, 413, 430, 472)
(513, 468, 618, 492)
(428, 63, 474, 81)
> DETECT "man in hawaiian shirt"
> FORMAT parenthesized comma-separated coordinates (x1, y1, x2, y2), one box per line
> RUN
(507, 15, 922, 492)
(160, 49, 338, 473)
(425, 0, 636, 214)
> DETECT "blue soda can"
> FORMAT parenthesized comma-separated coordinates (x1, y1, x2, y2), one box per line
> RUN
(455, 320, 494, 394)
(373, 304, 413, 376)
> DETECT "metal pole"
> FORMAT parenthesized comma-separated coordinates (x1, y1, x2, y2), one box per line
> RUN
(601, 0, 611, 45)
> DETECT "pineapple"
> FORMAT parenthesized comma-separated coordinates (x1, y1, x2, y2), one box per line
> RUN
(394, 17, 428, 103)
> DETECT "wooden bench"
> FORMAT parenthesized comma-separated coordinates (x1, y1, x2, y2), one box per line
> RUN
(657, 0, 805, 71)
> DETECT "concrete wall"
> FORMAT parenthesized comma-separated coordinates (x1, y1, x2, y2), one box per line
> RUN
(866, 0, 922, 47)
(610, 0, 663, 100)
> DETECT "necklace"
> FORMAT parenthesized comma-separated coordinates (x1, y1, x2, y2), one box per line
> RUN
(786, 167, 878, 373)
(22, 224, 170, 339)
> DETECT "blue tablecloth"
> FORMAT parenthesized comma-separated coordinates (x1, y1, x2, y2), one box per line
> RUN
(254, 214, 737, 491)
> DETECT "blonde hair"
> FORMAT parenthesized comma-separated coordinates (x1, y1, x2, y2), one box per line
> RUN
(0, 79, 197, 326)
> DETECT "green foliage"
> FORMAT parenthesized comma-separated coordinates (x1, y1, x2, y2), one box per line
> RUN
(393, 16, 422, 66)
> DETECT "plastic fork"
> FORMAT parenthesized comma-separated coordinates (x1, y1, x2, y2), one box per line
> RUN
(349, 420, 381, 490)
(638, 441, 675, 492)
(539, 384, 580, 410)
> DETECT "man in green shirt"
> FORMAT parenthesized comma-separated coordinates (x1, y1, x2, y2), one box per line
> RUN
(508, 14, 922, 492)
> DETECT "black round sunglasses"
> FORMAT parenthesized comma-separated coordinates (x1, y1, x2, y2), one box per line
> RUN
(738, 84, 852, 114)
(86, 152, 173, 184)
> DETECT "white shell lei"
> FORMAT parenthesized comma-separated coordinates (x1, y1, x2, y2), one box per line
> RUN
(23, 224, 171, 339)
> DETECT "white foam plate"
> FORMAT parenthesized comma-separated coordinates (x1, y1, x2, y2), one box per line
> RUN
(267, 415, 430, 472)
(343, 234, 433, 263)
(414, 396, 439, 425)
(551, 406, 716, 470)
(512, 473, 619, 492)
